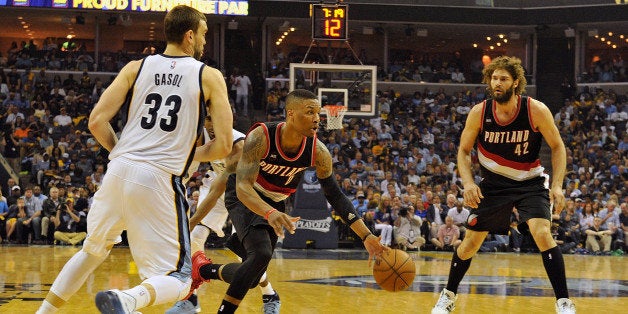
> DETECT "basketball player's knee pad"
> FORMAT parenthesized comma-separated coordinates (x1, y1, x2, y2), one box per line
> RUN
(143, 275, 191, 304)
(251, 246, 273, 265)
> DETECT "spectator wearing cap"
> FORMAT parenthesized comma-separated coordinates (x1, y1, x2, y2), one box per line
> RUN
(7, 185, 22, 207)
(352, 191, 369, 217)
(76, 152, 94, 177)
(573, 197, 585, 214)
(333, 162, 350, 180)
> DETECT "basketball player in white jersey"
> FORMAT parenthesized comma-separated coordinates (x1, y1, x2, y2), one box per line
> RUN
(37, 5, 233, 314)
(167, 116, 281, 314)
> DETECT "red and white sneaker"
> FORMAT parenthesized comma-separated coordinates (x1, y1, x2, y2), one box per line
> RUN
(185, 251, 212, 299)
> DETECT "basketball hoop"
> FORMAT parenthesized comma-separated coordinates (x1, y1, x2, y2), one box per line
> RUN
(324, 105, 347, 130)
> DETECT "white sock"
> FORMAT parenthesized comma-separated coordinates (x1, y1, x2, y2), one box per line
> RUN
(36, 301, 58, 314)
(121, 285, 150, 310)
(259, 273, 274, 295)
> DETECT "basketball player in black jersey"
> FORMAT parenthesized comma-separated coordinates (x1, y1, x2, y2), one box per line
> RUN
(432, 56, 575, 314)
(188, 89, 387, 313)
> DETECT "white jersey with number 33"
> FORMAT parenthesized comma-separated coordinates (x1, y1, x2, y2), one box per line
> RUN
(109, 54, 205, 176)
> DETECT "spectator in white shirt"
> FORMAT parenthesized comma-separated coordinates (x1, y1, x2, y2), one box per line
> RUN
(451, 68, 466, 83)
(53, 107, 72, 127)
(447, 200, 470, 239)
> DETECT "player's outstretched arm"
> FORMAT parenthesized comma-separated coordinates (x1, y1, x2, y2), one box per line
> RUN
(235, 126, 299, 237)
(190, 140, 244, 228)
(314, 141, 387, 261)
(195, 67, 233, 161)
(88, 60, 141, 152)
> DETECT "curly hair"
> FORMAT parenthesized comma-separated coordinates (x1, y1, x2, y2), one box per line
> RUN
(482, 56, 527, 95)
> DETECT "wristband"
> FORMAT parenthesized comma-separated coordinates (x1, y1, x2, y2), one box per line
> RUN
(264, 209, 277, 220)
(361, 233, 373, 241)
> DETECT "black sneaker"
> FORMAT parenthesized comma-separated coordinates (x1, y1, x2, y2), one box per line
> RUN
(262, 291, 281, 314)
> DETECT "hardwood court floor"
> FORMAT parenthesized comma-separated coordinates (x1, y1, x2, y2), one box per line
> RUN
(1, 245, 626, 313)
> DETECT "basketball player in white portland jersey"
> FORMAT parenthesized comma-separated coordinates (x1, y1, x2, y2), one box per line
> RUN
(188, 126, 246, 239)
(37, 5, 233, 314)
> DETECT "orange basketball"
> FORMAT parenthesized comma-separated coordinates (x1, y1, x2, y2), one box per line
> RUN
(372, 249, 416, 292)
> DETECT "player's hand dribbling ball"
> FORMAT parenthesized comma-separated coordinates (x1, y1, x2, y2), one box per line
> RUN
(372, 249, 415, 292)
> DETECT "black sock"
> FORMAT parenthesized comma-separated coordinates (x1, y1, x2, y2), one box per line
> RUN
(188, 294, 198, 306)
(200, 264, 223, 280)
(200, 263, 240, 282)
(541, 246, 569, 299)
(445, 250, 472, 294)
(217, 300, 238, 313)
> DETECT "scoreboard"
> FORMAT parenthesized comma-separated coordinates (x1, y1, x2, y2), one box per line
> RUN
(311, 3, 348, 41)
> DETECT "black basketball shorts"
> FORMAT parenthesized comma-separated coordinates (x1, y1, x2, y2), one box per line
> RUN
(465, 180, 551, 234)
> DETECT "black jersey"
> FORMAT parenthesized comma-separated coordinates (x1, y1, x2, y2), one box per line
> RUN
(477, 95, 545, 183)
(250, 122, 316, 202)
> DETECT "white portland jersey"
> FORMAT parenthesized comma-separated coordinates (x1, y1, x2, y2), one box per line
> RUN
(185, 128, 245, 183)
(110, 54, 205, 176)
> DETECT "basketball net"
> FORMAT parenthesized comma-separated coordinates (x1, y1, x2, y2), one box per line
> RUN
(324, 105, 347, 130)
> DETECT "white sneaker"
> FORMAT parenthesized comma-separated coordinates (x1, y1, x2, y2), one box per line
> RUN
(556, 298, 576, 314)
(431, 288, 457, 314)
(165, 299, 201, 314)
(95, 289, 136, 314)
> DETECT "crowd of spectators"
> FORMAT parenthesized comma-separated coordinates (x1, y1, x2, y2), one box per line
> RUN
(268, 48, 478, 84)
(269, 47, 627, 85)
(0, 39, 147, 73)
(0, 42, 115, 245)
(579, 53, 627, 83)
(0, 40, 627, 256)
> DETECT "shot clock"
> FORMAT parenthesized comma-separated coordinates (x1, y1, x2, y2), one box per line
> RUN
(311, 3, 349, 40)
